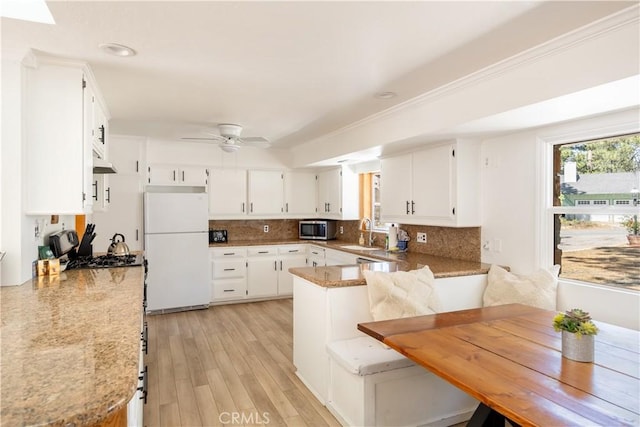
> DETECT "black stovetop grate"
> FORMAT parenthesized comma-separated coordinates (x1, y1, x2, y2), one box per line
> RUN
(65, 253, 144, 270)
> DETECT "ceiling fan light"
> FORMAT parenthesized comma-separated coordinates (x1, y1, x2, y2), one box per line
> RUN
(220, 144, 240, 153)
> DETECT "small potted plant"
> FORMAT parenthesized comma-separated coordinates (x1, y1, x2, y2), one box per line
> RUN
(622, 215, 640, 246)
(553, 308, 598, 362)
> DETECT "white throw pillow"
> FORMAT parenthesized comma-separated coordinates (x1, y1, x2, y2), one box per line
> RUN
(483, 264, 559, 310)
(363, 266, 438, 321)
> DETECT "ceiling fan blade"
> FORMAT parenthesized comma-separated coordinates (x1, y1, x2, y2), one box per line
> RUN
(241, 136, 269, 143)
(181, 135, 227, 142)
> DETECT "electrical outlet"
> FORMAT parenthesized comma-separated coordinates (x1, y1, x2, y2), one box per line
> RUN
(416, 232, 427, 243)
(263, 225, 269, 233)
(340, 226, 344, 234)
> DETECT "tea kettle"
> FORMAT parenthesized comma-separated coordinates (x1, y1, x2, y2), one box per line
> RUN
(107, 233, 130, 257)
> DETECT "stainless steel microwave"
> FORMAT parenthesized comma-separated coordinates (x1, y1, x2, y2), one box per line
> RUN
(299, 220, 337, 240)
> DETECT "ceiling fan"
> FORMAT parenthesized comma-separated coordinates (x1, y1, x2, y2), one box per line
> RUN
(181, 123, 270, 152)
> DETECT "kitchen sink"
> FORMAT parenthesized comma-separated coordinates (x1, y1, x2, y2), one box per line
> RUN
(340, 245, 380, 251)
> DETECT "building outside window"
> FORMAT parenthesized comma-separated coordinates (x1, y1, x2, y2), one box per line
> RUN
(550, 134, 640, 291)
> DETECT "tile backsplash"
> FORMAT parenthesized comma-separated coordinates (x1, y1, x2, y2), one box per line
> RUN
(209, 219, 480, 262)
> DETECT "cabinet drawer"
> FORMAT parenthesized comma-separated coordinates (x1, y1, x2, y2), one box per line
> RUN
(213, 259, 246, 278)
(278, 244, 306, 255)
(213, 279, 246, 300)
(210, 247, 247, 258)
(247, 246, 278, 256)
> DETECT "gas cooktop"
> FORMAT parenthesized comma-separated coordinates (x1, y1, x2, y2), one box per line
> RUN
(65, 253, 145, 270)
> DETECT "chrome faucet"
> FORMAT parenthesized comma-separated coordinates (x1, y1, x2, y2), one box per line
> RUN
(360, 217, 374, 246)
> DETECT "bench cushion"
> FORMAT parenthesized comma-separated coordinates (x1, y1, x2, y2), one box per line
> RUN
(327, 336, 415, 376)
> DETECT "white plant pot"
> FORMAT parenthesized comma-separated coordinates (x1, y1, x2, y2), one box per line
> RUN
(561, 330, 594, 362)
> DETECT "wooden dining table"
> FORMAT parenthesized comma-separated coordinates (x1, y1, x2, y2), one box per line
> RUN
(358, 303, 640, 427)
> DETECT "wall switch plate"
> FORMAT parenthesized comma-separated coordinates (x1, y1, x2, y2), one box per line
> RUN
(340, 226, 344, 234)
(263, 225, 269, 233)
(416, 232, 427, 243)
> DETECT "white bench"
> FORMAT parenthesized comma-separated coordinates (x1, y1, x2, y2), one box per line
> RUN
(325, 274, 487, 427)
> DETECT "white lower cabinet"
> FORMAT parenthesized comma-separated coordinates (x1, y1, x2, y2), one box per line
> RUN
(211, 247, 247, 302)
(212, 244, 308, 302)
(277, 245, 307, 295)
(307, 245, 326, 267)
(247, 246, 279, 298)
(127, 313, 146, 427)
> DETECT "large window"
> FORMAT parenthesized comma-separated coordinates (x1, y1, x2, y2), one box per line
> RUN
(551, 134, 639, 291)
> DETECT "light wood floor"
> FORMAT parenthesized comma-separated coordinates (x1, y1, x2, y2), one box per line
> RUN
(143, 298, 341, 427)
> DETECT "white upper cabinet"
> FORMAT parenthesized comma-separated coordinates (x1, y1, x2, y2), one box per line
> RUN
(24, 55, 99, 215)
(147, 164, 207, 186)
(248, 170, 284, 216)
(317, 166, 359, 220)
(108, 135, 144, 176)
(284, 170, 317, 217)
(378, 154, 412, 218)
(380, 140, 481, 227)
(208, 168, 247, 217)
(209, 168, 317, 219)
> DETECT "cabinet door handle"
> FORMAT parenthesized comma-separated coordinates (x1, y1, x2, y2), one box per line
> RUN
(274, 261, 277, 271)
(288, 249, 298, 253)
(250, 202, 253, 212)
(258, 251, 268, 254)
(136, 160, 139, 173)
(105, 187, 111, 203)
(242, 202, 245, 213)
(182, 170, 185, 182)
(223, 252, 235, 256)
(223, 268, 236, 271)
(92, 181, 98, 201)
(223, 289, 235, 292)
(173, 170, 176, 181)
(279, 260, 283, 270)
(136, 229, 139, 241)
(99, 125, 105, 143)
(286, 203, 289, 213)
(411, 200, 415, 215)
(137, 366, 148, 404)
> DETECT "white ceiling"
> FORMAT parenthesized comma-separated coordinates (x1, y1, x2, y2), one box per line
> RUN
(1, 1, 637, 154)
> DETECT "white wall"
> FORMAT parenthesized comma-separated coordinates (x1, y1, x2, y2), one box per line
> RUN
(480, 129, 539, 273)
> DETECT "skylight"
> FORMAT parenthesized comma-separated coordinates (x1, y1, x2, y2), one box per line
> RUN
(1, 0, 55, 24)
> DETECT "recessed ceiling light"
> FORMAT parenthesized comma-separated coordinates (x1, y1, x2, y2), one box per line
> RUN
(374, 91, 397, 99)
(99, 43, 137, 57)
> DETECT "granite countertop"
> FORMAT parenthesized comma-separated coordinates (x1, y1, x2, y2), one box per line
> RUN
(0, 266, 145, 426)
(211, 239, 491, 287)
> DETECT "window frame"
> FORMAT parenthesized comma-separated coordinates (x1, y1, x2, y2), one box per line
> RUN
(538, 119, 640, 291)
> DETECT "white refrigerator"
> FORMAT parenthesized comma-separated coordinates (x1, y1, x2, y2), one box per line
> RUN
(144, 191, 210, 312)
